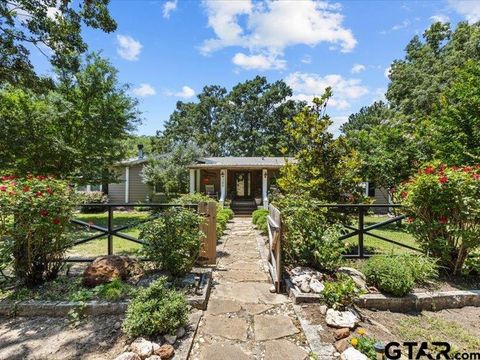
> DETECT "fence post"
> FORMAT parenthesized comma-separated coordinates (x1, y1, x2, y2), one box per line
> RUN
(107, 205, 113, 256)
(358, 206, 364, 258)
(206, 201, 217, 265)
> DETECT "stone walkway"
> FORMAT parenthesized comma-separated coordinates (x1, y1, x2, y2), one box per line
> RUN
(190, 217, 310, 360)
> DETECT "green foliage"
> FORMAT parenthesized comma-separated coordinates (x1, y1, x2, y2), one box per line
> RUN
(140, 207, 203, 277)
(0, 0, 116, 89)
(355, 335, 377, 360)
(216, 208, 233, 237)
(463, 252, 480, 276)
(79, 191, 108, 213)
(278, 89, 362, 202)
(400, 164, 480, 273)
(0, 176, 78, 285)
(275, 195, 345, 271)
(175, 193, 214, 205)
(362, 254, 438, 297)
(142, 143, 202, 194)
(321, 275, 358, 309)
(255, 212, 269, 234)
(0, 54, 140, 182)
(252, 209, 268, 225)
(156, 76, 304, 156)
(123, 277, 188, 337)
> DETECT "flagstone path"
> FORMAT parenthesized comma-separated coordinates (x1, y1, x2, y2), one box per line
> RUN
(190, 217, 310, 360)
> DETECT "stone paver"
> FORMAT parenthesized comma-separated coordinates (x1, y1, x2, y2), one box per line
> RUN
(191, 217, 310, 359)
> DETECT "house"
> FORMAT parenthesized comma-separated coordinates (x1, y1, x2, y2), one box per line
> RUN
(187, 157, 294, 214)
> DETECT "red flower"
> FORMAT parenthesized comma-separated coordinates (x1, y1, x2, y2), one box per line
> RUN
(439, 216, 448, 224)
(52, 218, 61, 225)
(438, 164, 446, 172)
(389, 187, 396, 194)
(463, 166, 473, 173)
(23, 186, 30, 192)
(400, 191, 408, 198)
(0, 185, 6, 192)
(439, 176, 448, 184)
(40, 209, 48, 217)
(473, 174, 480, 181)
(406, 217, 415, 223)
(10, 181, 17, 186)
(35, 191, 43, 197)
(46, 187, 53, 195)
(9, 191, 16, 196)
(36, 175, 47, 180)
(424, 166, 435, 175)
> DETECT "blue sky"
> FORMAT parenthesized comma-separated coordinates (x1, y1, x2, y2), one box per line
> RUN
(31, 0, 478, 135)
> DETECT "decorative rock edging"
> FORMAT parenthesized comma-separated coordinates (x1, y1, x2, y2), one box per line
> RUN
(354, 290, 480, 312)
(0, 270, 212, 317)
(286, 278, 321, 304)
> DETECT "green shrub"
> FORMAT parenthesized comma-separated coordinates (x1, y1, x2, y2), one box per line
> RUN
(175, 193, 215, 205)
(140, 207, 203, 277)
(362, 255, 415, 296)
(216, 208, 233, 237)
(400, 164, 480, 274)
(123, 277, 188, 337)
(252, 209, 268, 225)
(321, 275, 358, 309)
(256, 212, 268, 234)
(79, 191, 108, 213)
(275, 195, 345, 271)
(463, 252, 480, 275)
(0, 175, 78, 286)
(222, 208, 234, 220)
(96, 278, 133, 301)
(403, 255, 438, 284)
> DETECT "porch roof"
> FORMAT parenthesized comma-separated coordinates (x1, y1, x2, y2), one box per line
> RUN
(187, 156, 295, 170)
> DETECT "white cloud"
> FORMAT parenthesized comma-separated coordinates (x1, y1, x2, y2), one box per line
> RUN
(166, 86, 196, 98)
(163, 0, 178, 19)
(331, 115, 349, 135)
(391, 19, 410, 31)
(301, 55, 312, 64)
(430, 14, 450, 23)
(351, 64, 365, 74)
(285, 72, 368, 109)
(116, 35, 142, 61)
(133, 83, 156, 97)
(384, 66, 391, 79)
(201, 0, 356, 69)
(448, 0, 480, 22)
(232, 52, 286, 70)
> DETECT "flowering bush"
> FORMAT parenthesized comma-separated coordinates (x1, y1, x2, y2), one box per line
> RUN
(0, 175, 78, 285)
(400, 164, 480, 274)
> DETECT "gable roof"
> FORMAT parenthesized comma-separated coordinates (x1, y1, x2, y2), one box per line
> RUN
(188, 156, 295, 169)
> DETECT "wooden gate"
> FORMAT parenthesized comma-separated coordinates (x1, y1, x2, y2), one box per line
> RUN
(198, 201, 217, 265)
(267, 204, 283, 292)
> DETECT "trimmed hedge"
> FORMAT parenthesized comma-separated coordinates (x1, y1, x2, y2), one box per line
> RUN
(216, 208, 234, 237)
(252, 208, 269, 234)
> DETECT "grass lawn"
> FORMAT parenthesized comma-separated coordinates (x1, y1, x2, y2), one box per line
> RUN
(67, 211, 150, 257)
(345, 215, 421, 255)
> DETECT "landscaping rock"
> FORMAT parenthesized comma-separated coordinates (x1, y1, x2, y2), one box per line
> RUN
(82, 255, 144, 287)
(146, 356, 161, 360)
(130, 337, 154, 359)
(325, 309, 359, 329)
(292, 274, 311, 286)
(115, 352, 141, 360)
(163, 334, 177, 345)
(335, 339, 349, 353)
(176, 327, 186, 338)
(155, 344, 174, 359)
(341, 347, 368, 360)
(338, 267, 368, 292)
(309, 278, 325, 293)
(300, 279, 311, 293)
(319, 305, 328, 315)
(269, 285, 277, 293)
(334, 328, 350, 340)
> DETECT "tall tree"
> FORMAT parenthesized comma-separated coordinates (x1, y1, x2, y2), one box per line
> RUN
(0, 54, 140, 182)
(0, 0, 116, 89)
(156, 76, 303, 157)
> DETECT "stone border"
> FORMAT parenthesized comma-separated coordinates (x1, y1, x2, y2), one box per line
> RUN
(285, 278, 322, 304)
(0, 269, 212, 317)
(354, 290, 480, 312)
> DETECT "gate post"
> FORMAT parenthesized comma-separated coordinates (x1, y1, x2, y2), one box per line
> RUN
(198, 201, 217, 265)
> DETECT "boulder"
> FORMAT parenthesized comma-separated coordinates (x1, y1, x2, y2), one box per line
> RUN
(319, 305, 328, 315)
(115, 352, 141, 360)
(83, 255, 144, 287)
(334, 328, 350, 340)
(292, 274, 311, 286)
(341, 347, 368, 360)
(309, 278, 325, 293)
(325, 309, 359, 329)
(130, 337, 154, 359)
(337, 267, 368, 292)
(335, 339, 349, 353)
(155, 344, 175, 359)
(300, 279, 311, 293)
(176, 327, 186, 338)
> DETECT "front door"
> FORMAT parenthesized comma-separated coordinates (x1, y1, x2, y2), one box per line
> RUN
(234, 171, 251, 199)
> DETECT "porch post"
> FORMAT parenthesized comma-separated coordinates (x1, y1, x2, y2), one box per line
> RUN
(125, 166, 130, 203)
(262, 168, 268, 209)
(189, 169, 195, 194)
(220, 169, 227, 207)
(196, 169, 201, 193)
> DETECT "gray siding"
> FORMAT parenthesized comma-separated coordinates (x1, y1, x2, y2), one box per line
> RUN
(107, 165, 150, 203)
(372, 187, 390, 214)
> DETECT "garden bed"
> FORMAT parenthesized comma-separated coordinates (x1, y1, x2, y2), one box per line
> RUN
(0, 267, 212, 316)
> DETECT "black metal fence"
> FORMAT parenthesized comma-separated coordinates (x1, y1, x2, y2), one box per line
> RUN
(316, 204, 421, 258)
(68, 203, 197, 262)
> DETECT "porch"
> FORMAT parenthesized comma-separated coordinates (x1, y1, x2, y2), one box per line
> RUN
(187, 157, 290, 212)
